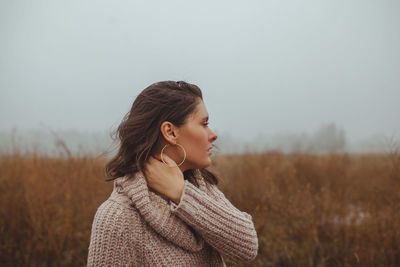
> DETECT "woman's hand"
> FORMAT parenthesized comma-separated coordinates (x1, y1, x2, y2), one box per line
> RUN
(143, 154, 185, 204)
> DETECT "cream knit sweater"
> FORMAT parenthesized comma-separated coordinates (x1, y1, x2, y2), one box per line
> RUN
(87, 169, 258, 266)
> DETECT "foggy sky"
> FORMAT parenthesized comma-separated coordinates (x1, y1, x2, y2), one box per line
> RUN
(1, 0, 399, 144)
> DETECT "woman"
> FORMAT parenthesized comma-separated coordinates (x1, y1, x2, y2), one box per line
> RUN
(87, 81, 258, 266)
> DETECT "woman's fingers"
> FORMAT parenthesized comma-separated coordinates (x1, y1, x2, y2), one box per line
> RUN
(147, 156, 161, 167)
(148, 156, 158, 163)
(162, 153, 178, 167)
(144, 157, 157, 174)
(153, 154, 162, 162)
(147, 154, 178, 168)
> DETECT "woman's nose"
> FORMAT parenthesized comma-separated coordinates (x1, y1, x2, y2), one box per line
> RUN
(210, 130, 218, 142)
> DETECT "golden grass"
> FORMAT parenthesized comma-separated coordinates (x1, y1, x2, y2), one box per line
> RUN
(0, 149, 399, 266)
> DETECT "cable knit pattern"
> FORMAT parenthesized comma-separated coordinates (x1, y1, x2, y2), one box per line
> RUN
(87, 169, 258, 266)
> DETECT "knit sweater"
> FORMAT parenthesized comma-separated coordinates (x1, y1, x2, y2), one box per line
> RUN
(87, 169, 258, 267)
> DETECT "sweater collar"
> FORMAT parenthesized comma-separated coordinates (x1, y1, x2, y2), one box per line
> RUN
(112, 169, 205, 252)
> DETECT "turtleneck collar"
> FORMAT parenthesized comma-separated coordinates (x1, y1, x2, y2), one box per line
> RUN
(110, 169, 206, 252)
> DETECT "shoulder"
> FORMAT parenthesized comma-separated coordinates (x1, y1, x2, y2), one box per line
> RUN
(93, 197, 141, 226)
(88, 199, 144, 266)
(90, 197, 144, 242)
(89, 198, 144, 261)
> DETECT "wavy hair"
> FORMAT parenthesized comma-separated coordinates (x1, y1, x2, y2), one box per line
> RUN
(105, 81, 219, 187)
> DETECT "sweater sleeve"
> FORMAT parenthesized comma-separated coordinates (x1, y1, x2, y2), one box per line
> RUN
(169, 180, 259, 263)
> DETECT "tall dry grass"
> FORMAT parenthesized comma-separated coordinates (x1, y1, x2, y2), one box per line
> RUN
(0, 151, 111, 266)
(0, 146, 399, 266)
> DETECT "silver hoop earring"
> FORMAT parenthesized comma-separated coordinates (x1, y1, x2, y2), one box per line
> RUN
(160, 143, 186, 167)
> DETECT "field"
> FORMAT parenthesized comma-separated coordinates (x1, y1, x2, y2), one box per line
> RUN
(1, 147, 399, 266)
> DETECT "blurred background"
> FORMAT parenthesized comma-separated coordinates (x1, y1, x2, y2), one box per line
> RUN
(1, 0, 399, 156)
(1, 0, 399, 266)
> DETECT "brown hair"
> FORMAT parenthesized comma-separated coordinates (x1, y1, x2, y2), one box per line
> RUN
(105, 80, 219, 187)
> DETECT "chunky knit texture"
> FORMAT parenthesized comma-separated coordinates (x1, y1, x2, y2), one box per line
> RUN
(87, 169, 258, 266)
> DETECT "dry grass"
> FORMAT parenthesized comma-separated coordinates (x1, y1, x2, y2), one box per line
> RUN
(0, 147, 399, 266)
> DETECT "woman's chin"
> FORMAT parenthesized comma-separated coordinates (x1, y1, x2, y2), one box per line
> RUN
(203, 157, 212, 168)
(186, 155, 212, 169)
(193, 159, 212, 169)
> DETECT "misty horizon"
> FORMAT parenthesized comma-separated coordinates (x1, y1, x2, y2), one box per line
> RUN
(0, 122, 397, 157)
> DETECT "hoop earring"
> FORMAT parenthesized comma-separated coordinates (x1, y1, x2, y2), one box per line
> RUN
(160, 143, 186, 167)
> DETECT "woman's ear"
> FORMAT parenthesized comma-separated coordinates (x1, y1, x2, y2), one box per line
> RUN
(160, 121, 178, 144)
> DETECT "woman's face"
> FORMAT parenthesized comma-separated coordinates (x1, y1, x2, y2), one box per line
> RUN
(176, 99, 218, 170)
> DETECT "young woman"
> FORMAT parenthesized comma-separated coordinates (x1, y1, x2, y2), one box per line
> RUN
(87, 81, 258, 266)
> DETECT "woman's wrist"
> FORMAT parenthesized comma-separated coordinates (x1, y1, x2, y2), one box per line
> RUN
(170, 180, 185, 204)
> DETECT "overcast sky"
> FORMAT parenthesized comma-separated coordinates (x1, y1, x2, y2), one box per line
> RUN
(1, 0, 399, 144)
